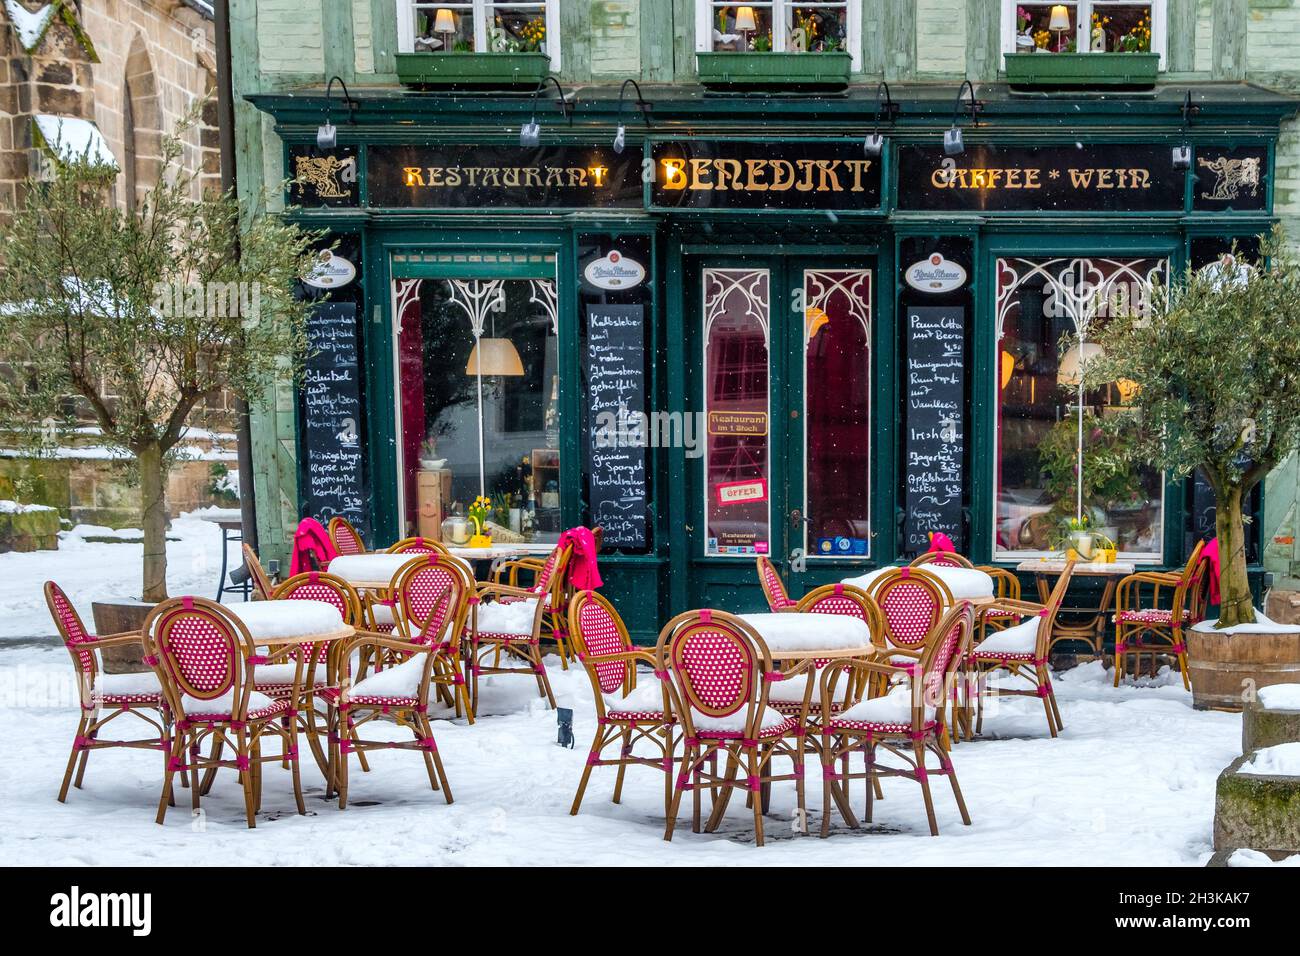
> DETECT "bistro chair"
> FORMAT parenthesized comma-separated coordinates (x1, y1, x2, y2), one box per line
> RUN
(143, 596, 304, 828)
(974, 563, 1023, 638)
(867, 566, 953, 678)
(967, 561, 1076, 739)
(567, 590, 674, 817)
(756, 555, 797, 611)
(491, 531, 600, 668)
(1111, 541, 1209, 690)
(655, 608, 812, 847)
(390, 553, 475, 721)
(45, 581, 173, 804)
(321, 553, 472, 809)
(386, 536, 449, 556)
(328, 516, 367, 556)
(909, 551, 976, 569)
(816, 601, 976, 838)
(766, 584, 881, 722)
(468, 540, 575, 709)
(241, 544, 275, 599)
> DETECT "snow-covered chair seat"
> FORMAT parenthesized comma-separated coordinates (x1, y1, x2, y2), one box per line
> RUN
(828, 689, 937, 735)
(180, 689, 290, 723)
(1113, 607, 1189, 625)
(93, 671, 165, 705)
(320, 656, 423, 709)
(967, 616, 1042, 663)
(602, 682, 668, 720)
(691, 705, 798, 740)
(472, 597, 540, 641)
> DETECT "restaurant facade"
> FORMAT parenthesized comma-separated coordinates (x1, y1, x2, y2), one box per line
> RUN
(235, 2, 1300, 641)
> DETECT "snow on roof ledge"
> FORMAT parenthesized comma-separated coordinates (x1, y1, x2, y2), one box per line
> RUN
(32, 114, 118, 170)
(3, 1, 57, 53)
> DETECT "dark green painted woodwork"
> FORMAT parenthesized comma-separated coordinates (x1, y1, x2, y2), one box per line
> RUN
(256, 86, 1295, 643)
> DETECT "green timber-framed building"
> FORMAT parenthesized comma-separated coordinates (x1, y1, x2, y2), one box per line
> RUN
(233, 1, 1300, 642)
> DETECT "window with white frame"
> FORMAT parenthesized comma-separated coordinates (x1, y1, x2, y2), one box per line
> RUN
(695, 2, 863, 71)
(1001, 2, 1166, 67)
(396, 2, 561, 68)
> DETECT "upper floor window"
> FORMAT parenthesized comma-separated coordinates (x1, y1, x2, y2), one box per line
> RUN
(695, 2, 864, 71)
(396, 1, 562, 69)
(1001, 2, 1167, 68)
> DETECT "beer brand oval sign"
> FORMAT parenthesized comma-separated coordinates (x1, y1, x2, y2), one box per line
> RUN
(584, 250, 646, 290)
(303, 250, 357, 289)
(905, 253, 967, 294)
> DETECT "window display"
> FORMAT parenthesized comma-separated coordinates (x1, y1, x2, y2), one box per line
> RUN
(994, 256, 1166, 559)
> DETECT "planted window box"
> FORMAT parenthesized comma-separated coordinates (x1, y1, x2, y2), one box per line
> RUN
(1003, 52, 1160, 88)
(695, 51, 852, 91)
(395, 52, 551, 89)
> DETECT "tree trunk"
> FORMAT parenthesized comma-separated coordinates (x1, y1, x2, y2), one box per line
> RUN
(1215, 483, 1255, 628)
(139, 441, 169, 603)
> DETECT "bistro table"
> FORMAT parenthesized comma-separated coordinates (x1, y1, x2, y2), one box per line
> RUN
(840, 565, 997, 603)
(328, 552, 474, 590)
(737, 611, 879, 660)
(224, 599, 355, 778)
(198, 508, 248, 602)
(1015, 558, 1136, 656)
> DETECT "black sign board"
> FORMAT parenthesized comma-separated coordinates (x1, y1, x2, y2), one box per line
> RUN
(1193, 146, 1268, 213)
(301, 302, 369, 538)
(903, 305, 965, 553)
(896, 144, 1186, 213)
(585, 304, 648, 550)
(367, 144, 642, 209)
(649, 140, 882, 211)
(288, 146, 360, 208)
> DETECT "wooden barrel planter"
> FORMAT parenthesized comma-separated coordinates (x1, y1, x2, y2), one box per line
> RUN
(90, 600, 156, 674)
(1187, 625, 1300, 711)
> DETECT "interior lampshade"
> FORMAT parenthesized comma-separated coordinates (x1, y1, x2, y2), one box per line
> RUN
(735, 6, 757, 31)
(433, 8, 457, 33)
(466, 337, 525, 376)
(1048, 5, 1071, 31)
(1056, 342, 1105, 386)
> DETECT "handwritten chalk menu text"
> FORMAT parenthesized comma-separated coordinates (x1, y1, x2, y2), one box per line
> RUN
(585, 304, 647, 549)
(903, 305, 965, 553)
(301, 302, 369, 538)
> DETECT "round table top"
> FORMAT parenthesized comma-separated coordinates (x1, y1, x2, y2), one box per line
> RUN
(225, 599, 353, 646)
(328, 552, 473, 588)
(738, 611, 879, 661)
(1016, 559, 1136, 576)
(841, 563, 995, 600)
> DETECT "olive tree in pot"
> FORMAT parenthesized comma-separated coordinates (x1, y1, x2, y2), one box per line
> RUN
(1085, 228, 1300, 708)
(0, 116, 317, 665)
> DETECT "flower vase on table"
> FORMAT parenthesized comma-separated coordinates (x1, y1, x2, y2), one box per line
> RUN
(467, 496, 493, 549)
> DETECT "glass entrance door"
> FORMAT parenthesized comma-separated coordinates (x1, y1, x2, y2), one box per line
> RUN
(688, 256, 875, 610)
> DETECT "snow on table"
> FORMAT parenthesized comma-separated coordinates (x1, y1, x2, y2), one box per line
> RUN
(1239, 741, 1300, 777)
(841, 564, 994, 600)
(738, 612, 875, 653)
(1258, 683, 1300, 711)
(225, 600, 345, 640)
(328, 552, 472, 586)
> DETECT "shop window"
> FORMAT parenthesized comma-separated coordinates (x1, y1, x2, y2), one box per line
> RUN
(703, 268, 771, 557)
(804, 269, 872, 557)
(695, 2, 863, 69)
(1002, 1, 1166, 65)
(396, 1, 562, 67)
(394, 275, 561, 545)
(994, 256, 1167, 561)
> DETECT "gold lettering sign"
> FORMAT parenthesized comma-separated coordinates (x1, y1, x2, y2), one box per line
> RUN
(707, 410, 769, 436)
(660, 157, 874, 194)
(929, 162, 1152, 192)
(401, 164, 610, 190)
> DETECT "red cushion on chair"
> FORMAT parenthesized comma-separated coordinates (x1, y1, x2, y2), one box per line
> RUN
(1113, 608, 1189, 625)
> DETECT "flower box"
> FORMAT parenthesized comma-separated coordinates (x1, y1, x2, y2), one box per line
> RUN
(395, 52, 551, 88)
(1003, 52, 1160, 88)
(695, 51, 852, 91)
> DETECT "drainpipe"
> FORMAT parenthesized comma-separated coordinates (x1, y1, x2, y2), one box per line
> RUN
(215, 0, 258, 553)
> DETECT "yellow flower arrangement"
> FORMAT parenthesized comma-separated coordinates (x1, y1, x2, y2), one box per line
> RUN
(1033, 28, 1051, 49)
(520, 16, 546, 52)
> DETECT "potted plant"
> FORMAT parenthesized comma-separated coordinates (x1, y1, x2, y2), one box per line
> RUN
(1086, 228, 1300, 708)
(0, 113, 317, 666)
(467, 495, 493, 548)
(696, 6, 851, 90)
(1004, 10, 1158, 87)
(395, 14, 551, 88)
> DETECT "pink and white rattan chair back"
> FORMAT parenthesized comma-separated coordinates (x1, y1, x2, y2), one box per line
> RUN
(328, 516, 367, 556)
(568, 589, 637, 697)
(795, 583, 881, 631)
(143, 597, 254, 720)
(386, 536, 449, 556)
(910, 551, 976, 569)
(917, 601, 976, 715)
(1176, 540, 1210, 624)
(870, 567, 953, 651)
(392, 553, 472, 650)
(241, 544, 274, 599)
(272, 571, 363, 663)
(656, 609, 772, 736)
(756, 556, 796, 611)
(45, 581, 99, 697)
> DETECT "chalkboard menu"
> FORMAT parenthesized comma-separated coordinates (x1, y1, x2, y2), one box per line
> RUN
(903, 305, 965, 553)
(301, 302, 369, 537)
(585, 304, 647, 549)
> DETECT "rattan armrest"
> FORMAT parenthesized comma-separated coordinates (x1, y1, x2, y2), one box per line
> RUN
(476, 582, 540, 601)
(1121, 571, 1181, 587)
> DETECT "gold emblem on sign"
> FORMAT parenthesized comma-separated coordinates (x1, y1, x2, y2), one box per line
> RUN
(295, 155, 356, 199)
(1198, 156, 1260, 201)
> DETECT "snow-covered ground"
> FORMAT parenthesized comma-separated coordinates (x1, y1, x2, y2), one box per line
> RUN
(0, 516, 1288, 866)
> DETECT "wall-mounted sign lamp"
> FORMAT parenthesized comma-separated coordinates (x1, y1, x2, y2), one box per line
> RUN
(863, 80, 899, 158)
(520, 76, 574, 148)
(945, 79, 982, 157)
(1173, 90, 1198, 170)
(613, 78, 652, 155)
(316, 76, 358, 150)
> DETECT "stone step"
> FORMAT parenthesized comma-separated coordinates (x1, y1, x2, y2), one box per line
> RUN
(1213, 754, 1300, 856)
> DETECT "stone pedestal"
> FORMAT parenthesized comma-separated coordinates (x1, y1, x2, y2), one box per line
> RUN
(1213, 755, 1300, 856)
(1243, 700, 1300, 752)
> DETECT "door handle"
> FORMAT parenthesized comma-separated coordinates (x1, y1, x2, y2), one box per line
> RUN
(790, 509, 809, 528)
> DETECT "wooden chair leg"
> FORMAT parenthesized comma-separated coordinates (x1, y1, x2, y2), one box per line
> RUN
(942, 745, 971, 826)
(747, 747, 765, 847)
(611, 725, 631, 804)
(58, 716, 88, 802)
(663, 748, 691, 842)
(236, 729, 256, 828)
(285, 724, 306, 815)
(570, 727, 603, 816)
(820, 742, 834, 838)
(863, 742, 877, 824)
(157, 735, 184, 825)
(1037, 666, 1058, 738)
(336, 709, 351, 810)
(914, 739, 939, 836)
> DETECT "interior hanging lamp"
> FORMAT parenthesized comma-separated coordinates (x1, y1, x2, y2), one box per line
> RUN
(465, 338, 524, 376)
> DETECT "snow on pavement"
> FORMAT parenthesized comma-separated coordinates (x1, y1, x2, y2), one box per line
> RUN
(0, 643, 1245, 866)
